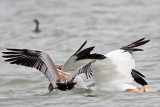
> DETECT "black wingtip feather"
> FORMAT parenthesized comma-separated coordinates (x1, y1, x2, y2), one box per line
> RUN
(2, 55, 20, 58)
(131, 69, 148, 86)
(6, 48, 23, 51)
(132, 69, 146, 78)
(2, 48, 45, 71)
(2, 52, 19, 54)
(121, 38, 150, 53)
(134, 40, 150, 47)
(74, 41, 87, 55)
(133, 38, 145, 44)
(72, 41, 105, 60)
(132, 48, 144, 52)
(76, 47, 106, 60)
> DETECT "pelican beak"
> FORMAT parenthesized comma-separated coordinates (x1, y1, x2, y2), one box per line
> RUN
(55, 65, 63, 70)
(58, 69, 70, 82)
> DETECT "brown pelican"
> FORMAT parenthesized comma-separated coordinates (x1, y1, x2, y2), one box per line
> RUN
(33, 19, 41, 33)
(62, 38, 152, 92)
(2, 49, 95, 91)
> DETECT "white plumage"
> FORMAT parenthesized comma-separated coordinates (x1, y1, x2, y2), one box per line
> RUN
(92, 49, 136, 91)
(62, 38, 150, 91)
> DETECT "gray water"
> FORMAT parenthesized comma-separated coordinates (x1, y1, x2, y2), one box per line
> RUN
(0, 0, 160, 107)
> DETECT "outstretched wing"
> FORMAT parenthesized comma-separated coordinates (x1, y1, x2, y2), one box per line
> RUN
(65, 60, 96, 83)
(2, 48, 60, 88)
(105, 38, 149, 84)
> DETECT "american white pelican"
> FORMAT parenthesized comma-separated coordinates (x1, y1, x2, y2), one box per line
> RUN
(2, 49, 95, 91)
(62, 38, 152, 92)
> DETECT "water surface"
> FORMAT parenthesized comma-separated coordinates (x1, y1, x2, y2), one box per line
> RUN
(0, 0, 160, 107)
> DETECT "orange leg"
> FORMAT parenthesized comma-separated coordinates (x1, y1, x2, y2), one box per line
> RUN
(126, 88, 135, 91)
(126, 86, 153, 92)
(136, 87, 142, 92)
(126, 87, 144, 92)
(143, 86, 146, 92)
(147, 89, 153, 92)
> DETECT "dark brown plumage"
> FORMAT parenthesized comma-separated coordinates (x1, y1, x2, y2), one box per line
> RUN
(33, 19, 41, 33)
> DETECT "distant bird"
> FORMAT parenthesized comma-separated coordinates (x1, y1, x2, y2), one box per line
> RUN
(2, 49, 95, 91)
(62, 38, 151, 92)
(33, 19, 41, 32)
